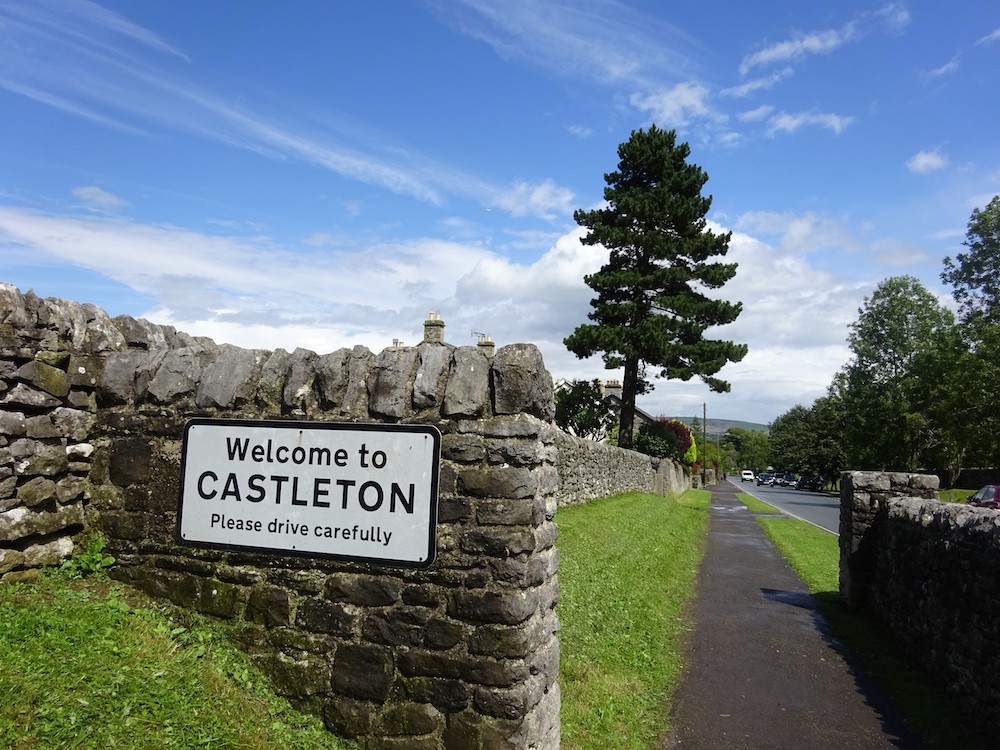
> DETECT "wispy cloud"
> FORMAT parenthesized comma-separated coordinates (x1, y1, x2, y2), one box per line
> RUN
(766, 111, 854, 136)
(738, 105, 774, 123)
(0, 1, 575, 219)
(976, 27, 1000, 46)
(739, 3, 911, 76)
(721, 68, 793, 98)
(425, 0, 701, 88)
(923, 54, 961, 78)
(72, 186, 128, 211)
(906, 149, 948, 174)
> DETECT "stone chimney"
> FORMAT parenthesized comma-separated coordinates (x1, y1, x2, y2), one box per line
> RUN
(423, 311, 445, 343)
(476, 333, 495, 357)
(603, 379, 622, 399)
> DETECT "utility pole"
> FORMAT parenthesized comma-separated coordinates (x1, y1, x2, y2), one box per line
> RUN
(702, 402, 707, 485)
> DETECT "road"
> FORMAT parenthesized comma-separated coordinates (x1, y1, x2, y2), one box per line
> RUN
(728, 477, 841, 534)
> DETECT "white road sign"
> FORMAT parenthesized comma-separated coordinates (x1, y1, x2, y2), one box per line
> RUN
(177, 418, 441, 568)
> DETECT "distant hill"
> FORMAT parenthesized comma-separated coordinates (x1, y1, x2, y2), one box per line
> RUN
(671, 417, 769, 436)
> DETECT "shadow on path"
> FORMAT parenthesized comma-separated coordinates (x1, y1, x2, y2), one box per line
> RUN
(663, 482, 924, 749)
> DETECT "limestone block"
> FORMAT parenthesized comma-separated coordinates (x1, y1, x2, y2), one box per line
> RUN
(283, 347, 318, 412)
(313, 348, 351, 409)
(10, 439, 70, 476)
(196, 345, 265, 409)
(325, 573, 401, 606)
(112, 314, 170, 350)
(258, 652, 331, 698)
(458, 467, 536, 499)
(341, 345, 374, 419)
(0, 547, 25, 575)
(295, 597, 356, 636)
(413, 342, 453, 409)
(443, 347, 490, 419)
(0, 410, 26, 437)
(492, 345, 554, 420)
(22, 536, 74, 567)
(369, 346, 420, 419)
(16, 476, 57, 507)
(332, 643, 394, 700)
(1, 383, 62, 409)
(0, 502, 84, 542)
(67, 354, 104, 387)
(147, 346, 213, 404)
(17, 359, 70, 398)
(98, 350, 148, 405)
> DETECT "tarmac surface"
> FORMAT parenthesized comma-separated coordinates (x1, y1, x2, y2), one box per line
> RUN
(664, 480, 925, 749)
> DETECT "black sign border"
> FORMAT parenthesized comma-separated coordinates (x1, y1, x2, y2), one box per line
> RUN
(177, 417, 441, 570)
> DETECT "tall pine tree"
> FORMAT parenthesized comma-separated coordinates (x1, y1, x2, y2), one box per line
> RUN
(565, 126, 747, 449)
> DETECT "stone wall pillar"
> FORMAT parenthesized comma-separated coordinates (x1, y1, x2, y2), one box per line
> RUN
(838, 471, 938, 610)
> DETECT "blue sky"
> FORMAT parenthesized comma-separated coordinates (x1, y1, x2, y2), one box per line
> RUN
(2, 1, 998, 426)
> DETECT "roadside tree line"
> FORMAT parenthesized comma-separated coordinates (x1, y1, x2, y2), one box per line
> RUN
(769, 196, 1000, 486)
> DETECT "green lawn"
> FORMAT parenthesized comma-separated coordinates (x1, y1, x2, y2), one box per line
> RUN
(0, 574, 354, 750)
(557, 490, 710, 750)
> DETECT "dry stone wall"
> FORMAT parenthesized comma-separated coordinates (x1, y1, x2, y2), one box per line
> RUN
(0, 282, 685, 749)
(840, 471, 1000, 739)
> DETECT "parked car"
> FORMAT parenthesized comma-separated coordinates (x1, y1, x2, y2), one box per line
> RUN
(756, 472, 773, 486)
(967, 485, 1000, 509)
(794, 474, 824, 491)
(740, 470, 755, 482)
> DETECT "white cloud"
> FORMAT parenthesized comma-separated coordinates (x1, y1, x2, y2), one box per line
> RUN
(492, 180, 575, 220)
(924, 55, 960, 78)
(766, 110, 854, 136)
(976, 27, 1000, 46)
(740, 29, 853, 76)
(1, 201, 913, 424)
(426, 0, 700, 87)
(721, 68, 793, 98)
(0, 2, 522, 211)
(906, 149, 948, 174)
(738, 3, 910, 76)
(738, 105, 774, 122)
(629, 81, 713, 128)
(72, 185, 128, 211)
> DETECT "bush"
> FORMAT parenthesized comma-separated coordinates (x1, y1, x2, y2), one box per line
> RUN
(635, 418, 695, 464)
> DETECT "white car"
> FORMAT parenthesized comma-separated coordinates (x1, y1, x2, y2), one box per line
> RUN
(740, 470, 754, 482)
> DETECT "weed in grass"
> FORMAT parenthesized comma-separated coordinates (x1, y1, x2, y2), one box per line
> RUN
(59, 531, 116, 579)
(558, 491, 708, 750)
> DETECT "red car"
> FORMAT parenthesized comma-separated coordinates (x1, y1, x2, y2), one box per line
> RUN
(968, 485, 1000, 509)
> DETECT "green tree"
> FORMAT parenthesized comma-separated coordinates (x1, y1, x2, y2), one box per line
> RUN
(769, 405, 815, 473)
(838, 276, 957, 471)
(720, 427, 770, 474)
(939, 196, 1000, 474)
(941, 195, 1000, 332)
(564, 126, 747, 449)
(768, 398, 845, 483)
(554, 379, 618, 442)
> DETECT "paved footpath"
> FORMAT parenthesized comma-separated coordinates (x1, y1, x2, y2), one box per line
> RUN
(664, 481, 924, 750)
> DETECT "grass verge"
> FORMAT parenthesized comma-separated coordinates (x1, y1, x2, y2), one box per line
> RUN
(737, 492, 781, 514)
(0, 573, 354, 750)
(757, 516, 976, 749)
(557, 489, 710, 750)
